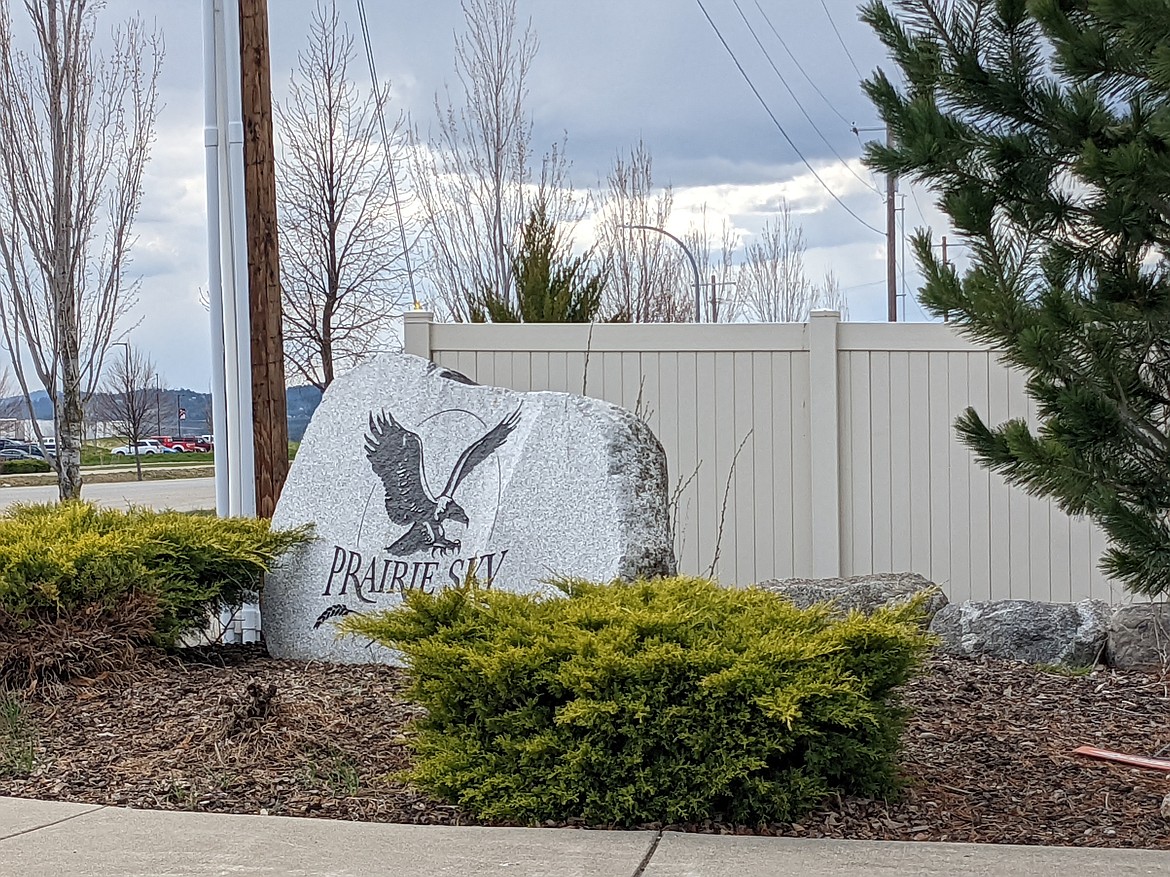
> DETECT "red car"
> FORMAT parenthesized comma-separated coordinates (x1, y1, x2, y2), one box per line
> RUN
(151, 436, 210, 453)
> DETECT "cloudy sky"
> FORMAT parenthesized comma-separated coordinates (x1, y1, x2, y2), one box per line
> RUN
(96, 0, 952, 390)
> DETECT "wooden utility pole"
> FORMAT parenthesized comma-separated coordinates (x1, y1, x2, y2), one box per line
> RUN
(886, 127, 898, 322)
(238, 0, 288, 518)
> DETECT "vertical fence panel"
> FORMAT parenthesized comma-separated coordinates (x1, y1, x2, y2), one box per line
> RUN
(887, 351, 913, 573)
(966, 353, 992, 601)
(732, 351, 756, 585)
(675, 352, 700, 574)
(927, 352, 952, 591)
(869, 352, 893, 572)
(1006, 365, 1031, 599)
(752, 352, 778, 579)
(947, 354, 972, 601)
(416, 317, 1117, 601)
(846, 353, 874, 576)
(695, 352, 719, 579)
(790, 351, 813, 578)
(906, 352, 932, 578)
(987, 360, 1012, 601)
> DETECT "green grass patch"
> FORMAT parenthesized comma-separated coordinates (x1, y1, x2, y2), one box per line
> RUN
(341, 577, 932, 826)
(0, 688, 35, 777)
(81, 446, 214, 467)
(1036, 663, 1095, 677)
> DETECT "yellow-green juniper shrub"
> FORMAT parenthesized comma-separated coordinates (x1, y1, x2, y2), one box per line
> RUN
(0, 502, 309, 645)
(341, 576, 931, 826)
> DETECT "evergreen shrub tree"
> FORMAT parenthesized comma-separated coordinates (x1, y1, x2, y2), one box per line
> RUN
(863, 0, 1170, 596)
(341, 577, 931, 825)
(470, 200, 607, 323)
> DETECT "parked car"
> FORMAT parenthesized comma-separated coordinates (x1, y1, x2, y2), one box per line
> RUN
(110, 440, 166, 456)
(0, 448, 30, 460)
(151, 435, 209, 453)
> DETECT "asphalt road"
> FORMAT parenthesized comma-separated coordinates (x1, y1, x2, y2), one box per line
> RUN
(0, 476, 216, 511)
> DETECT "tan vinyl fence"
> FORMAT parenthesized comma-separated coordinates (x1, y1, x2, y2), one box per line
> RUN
(403, 310, 1118, 603)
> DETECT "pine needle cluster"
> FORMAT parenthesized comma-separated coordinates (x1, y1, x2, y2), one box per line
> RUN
(864, 0, 1170, 595)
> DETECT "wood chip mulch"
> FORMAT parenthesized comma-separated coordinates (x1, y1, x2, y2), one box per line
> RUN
(0, 647, 1166, 849)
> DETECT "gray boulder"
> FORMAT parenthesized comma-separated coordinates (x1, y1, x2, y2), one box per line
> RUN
(753, 572, 947, 622)
(266, 352, 675, 663)
(930, 599, 1111, 667)
(1107, 603, 1170, 670)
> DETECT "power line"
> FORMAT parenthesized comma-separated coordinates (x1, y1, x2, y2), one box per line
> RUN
(730, 0, 882, 197)
(750, 0, 852, 126)
(819, 0, 865, 81)
(694, 0, 883, 236)
(908, 181, 930, 228)
(355, 0, 420, 307)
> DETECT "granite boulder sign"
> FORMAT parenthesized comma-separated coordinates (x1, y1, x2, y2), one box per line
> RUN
(265, 352, 675, 662)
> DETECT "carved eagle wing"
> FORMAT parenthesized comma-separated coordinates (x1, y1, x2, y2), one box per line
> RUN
(440, 406, 522, 498)
(364, 412, 435, 525)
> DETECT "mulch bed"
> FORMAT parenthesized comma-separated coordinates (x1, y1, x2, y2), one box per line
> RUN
(1, 647, 1167, 849)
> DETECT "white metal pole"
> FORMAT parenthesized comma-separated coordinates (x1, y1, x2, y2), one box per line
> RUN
(202, 0, 230, 517)
(222, 0, 257, 518)
(211, 0, 244, 518)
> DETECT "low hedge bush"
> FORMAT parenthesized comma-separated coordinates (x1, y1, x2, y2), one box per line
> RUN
(0, 502, 309, 686)
(341, 576, 932, 826)
(0, 459, 51, 474)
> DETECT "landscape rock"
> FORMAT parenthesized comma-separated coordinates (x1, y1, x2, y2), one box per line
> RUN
(1107, 603, 1170, 670)
(930, 599, 1111, 667)
(752, 572, 948, 622)
(265, 352, 675, 663)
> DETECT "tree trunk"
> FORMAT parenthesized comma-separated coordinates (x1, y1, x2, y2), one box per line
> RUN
(134, 448, 142, 481)
(57, 351, 84, 499)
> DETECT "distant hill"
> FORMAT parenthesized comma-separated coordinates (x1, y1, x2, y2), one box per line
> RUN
(4, 384, 325, 441)
(286, 384, 322, 441)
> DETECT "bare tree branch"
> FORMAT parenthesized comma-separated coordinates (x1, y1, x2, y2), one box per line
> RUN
(684, 204, 743, 323)
(594, 140, 691, 323)
(411, 0, 580, 322)
(0, 0, 162, 498)
(98, 342, 157, 481)
(276, 0, 414, 391)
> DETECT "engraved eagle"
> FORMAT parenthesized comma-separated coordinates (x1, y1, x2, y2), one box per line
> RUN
(364, 407, 521, 556)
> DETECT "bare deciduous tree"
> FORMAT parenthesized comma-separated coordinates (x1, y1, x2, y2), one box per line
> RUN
(684, 205, 742, 323)
(412, 0, 579, 321)
(739, 203, 827, 323)
(0, 0, 161, 499)
(277, 0, 414, 391)
(816, 269, 848, 318)
(101, 343, 158, 482)
(594, 141, 692, 323)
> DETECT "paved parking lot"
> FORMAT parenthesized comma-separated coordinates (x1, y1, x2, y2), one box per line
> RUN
(0, 476, 215, 511)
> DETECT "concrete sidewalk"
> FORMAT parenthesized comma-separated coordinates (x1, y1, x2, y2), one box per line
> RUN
(1, 797, 1165, 876)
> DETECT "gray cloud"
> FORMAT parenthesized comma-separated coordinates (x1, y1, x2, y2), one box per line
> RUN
(83, 0, 946, 389)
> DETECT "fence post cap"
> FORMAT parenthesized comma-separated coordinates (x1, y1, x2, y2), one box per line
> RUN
(402, 310, 434, 323)
(809, 309, 841, 321)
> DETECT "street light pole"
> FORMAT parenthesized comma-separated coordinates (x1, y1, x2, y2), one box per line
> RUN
(620, 224, 703, 322)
